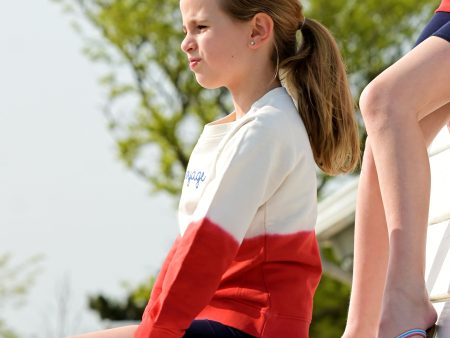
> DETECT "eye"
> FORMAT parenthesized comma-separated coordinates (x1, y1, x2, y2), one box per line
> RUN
(197, 25, 208, 31)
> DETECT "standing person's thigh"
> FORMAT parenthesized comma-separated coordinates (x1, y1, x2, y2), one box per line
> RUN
(183, 320, 256, 338)
(367, 36, 450, 122)
(363, 102, 450, 176)
(420, 103, 450, 146)
(67, 325, 138, 338)
(415, 12, 450, 46)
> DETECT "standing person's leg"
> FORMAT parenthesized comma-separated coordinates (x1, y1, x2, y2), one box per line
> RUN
(360, 35, 450, 337)
(343, 14, 450, 338)
(342, 104, 450, 338)
(342, 140, 389, 338)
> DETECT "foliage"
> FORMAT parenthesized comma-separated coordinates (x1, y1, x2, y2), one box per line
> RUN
(0, 322, 18, 338)
(0, 253, 43, 338)
(306, 0, 435, 96)
(52, 0, 230, 196)
(310, 275, 351, 338)
(88, 276, 155, 320)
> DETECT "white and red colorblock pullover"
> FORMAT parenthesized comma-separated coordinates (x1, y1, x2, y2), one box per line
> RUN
(135, 87, 322, 338)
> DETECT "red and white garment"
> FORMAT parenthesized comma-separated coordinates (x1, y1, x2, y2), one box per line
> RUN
(135, 87, 322, 338)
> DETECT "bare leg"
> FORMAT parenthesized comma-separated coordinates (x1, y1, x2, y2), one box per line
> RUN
(342, 139, 389, 338)
(359, 36, 450, 338)
(67, 325, 138, 338)
(342, 103, 450, 338)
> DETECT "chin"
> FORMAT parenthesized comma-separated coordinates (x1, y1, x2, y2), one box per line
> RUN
(195, 75, 223, 90)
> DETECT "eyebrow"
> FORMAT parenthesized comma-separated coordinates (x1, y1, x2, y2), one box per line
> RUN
(182, 19, 208, 32)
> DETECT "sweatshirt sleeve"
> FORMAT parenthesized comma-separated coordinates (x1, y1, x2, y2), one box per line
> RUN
(147, 237, 181, 306)
(135, 120, 299, 338)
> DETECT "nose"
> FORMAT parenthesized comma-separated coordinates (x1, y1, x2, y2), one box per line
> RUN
(181, 33, 196, 53)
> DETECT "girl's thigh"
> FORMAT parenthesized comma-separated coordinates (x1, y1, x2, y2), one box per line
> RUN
(68, 325, 138, 338)
(183, 320, 256, 338)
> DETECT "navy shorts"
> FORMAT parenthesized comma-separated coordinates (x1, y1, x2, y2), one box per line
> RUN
(182, 320, 256, 338)
(415, 11, 450, 46)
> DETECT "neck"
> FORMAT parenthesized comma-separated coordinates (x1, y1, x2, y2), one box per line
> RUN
(230, 79, 281, 120)
(227, 55, 282, 120)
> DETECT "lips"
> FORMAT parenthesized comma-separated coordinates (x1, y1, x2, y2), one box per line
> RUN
(189, 57, 201, 69)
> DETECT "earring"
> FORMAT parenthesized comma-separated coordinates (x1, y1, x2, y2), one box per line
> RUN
(250, 40, 256, 46)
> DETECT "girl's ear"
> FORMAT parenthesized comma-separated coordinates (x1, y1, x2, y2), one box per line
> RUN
(249, 13, 274, 48)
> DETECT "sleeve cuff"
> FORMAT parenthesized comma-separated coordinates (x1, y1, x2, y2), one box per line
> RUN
(134, 317, 184, 338)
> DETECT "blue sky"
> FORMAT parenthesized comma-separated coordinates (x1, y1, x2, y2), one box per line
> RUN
(0, 0, 178, 336)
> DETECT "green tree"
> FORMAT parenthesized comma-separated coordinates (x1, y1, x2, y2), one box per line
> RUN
(310, 275, 351, 338)
(53, 0, 436, 336)
(0, 253, 43, 338)
(307, 0, 435, 92)
(53, 0, 228, 196)
(88, 276, 155, 321)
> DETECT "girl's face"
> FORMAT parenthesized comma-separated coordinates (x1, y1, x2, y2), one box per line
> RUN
(180, 0, 251, 89)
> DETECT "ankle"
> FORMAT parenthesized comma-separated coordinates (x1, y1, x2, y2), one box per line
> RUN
(383, 282, 430, 308)
(342, 330, 377, 338)
(343, 323, 377, 338)
(378, 291, 437, 337)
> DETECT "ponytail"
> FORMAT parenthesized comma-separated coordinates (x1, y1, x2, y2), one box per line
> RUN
(280, 19, 360, 175)
(218, 0, 360, 175)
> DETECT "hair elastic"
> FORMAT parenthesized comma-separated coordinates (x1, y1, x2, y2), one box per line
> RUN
(299, 18, 307, 31)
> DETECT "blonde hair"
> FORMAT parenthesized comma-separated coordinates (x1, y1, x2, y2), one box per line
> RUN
(219, 0, 360, 175)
